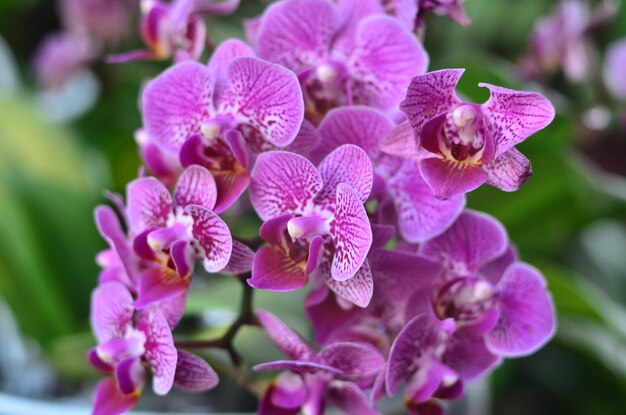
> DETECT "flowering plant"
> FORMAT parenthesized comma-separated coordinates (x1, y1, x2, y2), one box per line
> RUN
(87, 0, 558, 414)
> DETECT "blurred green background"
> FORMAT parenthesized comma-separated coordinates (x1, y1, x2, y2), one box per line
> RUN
(0, 0, 625, 413)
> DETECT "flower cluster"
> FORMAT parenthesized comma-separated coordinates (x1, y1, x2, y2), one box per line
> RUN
(88, 0, 557, 414)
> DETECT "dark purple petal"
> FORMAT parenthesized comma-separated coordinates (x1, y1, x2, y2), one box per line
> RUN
(221, 239, 255, 274)
(224, 129, 249, 167)
(330, 183, 372, 280)
(306, 236, 326, 276)
(212, 164, 251, 214)
(405, 358, 456, 404)
(116, 357, 146, 394)
(486, 263, 556, 357)
(259, 383, 302, 415)
(370, 224, 396, 249)
(316, 145, 374, 207)
(126, 177, 173, 234)
(272, 371, 308, 408)
(92, 378, 139, 415)
(319, 342, 385, 381)
(142, 62, 214, 153)
(186, 205, 233, 272)
(250, 151, 323, 220)
(88, 347, 114, 373)
(218, 57, 304, 147)
(91, 281, 134, 343)
(419, 157, 488, 200)
(249, 246, 308, 291)
(135, 267, 190, 309)
(137, 308, 178, 395)
(400, 69, 463, 133)
(207, 38, 255, 77)
(482, 148, 533, 192)
(174, 165, 218, 210)
(253, 360, 341, 375)
(327, 380, 380, 415)
(257, 309, 314, 360)
(388, 160, 465, 243)
(443, 332, 501, 381)
(260, 213, 294, 246)
(326, 260, 374, 308)
(305, 284, 363, 345)
(419, 210, 509, 274)
(94, 205, 138, 281)
(174, 350, 219, 392)
(479, 83, 555, 158)
(314, 106, 394, 162)
(282, 120, 321, 157)
(349, 15, 428, 109)
(256, 0, 339, 71)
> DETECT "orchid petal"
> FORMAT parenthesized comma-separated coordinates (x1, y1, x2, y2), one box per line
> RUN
(218, 57, 304, 147)
(380, 121, 418, 158)
(306, 236, 326, 276)
(388, 160, 465, 243)
(349, 15, 428, 109)
(94, 205, 138, 281)
(256, 0, 340, 71)
(91, 281, 134, 343)
(443, 332, 500, 381)
(142, 62, 214, 153)
(249, 246, 308, 291)
(483, 148, 533, 192)
(92, 378, 139, 415)
(330, 184, 372, 280)
(193, 0, 240, 15)
(185, 205, 232, 272)
(250, 151, 323, 220)
(137, 308, 178, 395)
(259, 214, 294, 246)
(174, 165, 218, 210)
(174, 350, 219, 392)
(419, 210, 508, 273)
(316, 145, 373, 208)
(116, 357, 146, 395)
(259, 383, 301, 415)
(126, 177, 173, 234)
(253, 360, 341, 375)
(419, 157, 488, 200)
(486, 263, 556, 357)
(326, 260, 374, 308)
(171, 239, 194, 278)
(479, 83, 555, 158)
(257, 309, 314, 360)
(221, 239, 255, 274)
(319, 342, 385, 380)
(400, 69, 464, 133)
(272, 371, 308, 409)
(327, 380, 381, 415)
(135, 267, 190, 309)
(207, 39, 255, 78)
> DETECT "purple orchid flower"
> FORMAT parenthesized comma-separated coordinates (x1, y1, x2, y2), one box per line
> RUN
(253, 0, 428, 123)
(416, 210, 556, 357)
(107, 0, 225, 63)
(384, 69, 554, 199)
(60, 0, 133, 45)
(254, 310, 384, 415)
(385, 314, 500, 413)
(141, 39, 304, 212)
(248, 144, 375, 307)
(312, 106, 465, 243)
(604, 38, 626, 101)
(125, 166, 232, 308)
(89, 281, 218, 415)
(415, 0, 470, 29)
(135, 129, 184, 188)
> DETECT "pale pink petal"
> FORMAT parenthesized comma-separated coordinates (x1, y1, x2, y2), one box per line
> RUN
(221, 239, 255, 274)
(326, 260, 374, 308)
(174, 165, 218, 210)
(186, 205, 233, 273)
(250, 151, 323, 220)
(482, 148, 533, 192)
(142, 61, 214, 153)
(126, 177, 173, 234)
(319, 342, 385, 380)
(380, 121, 418, 158)
(137, 308, 178, 395)
(94, 205, 138, 281)
(330, 184, 373, 280)
(479, 83, 555, 158)
(91, 281, 134, 343)
(207, 38, 255, 78)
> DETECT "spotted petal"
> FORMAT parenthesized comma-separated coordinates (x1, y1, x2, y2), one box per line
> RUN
(419, 210, 508, 273)
(126, 177, 172, 234)
(137, 308, 178, 395)
(400, 69, 464, 133)
(319, 342, 385, 381)
(174, 350, 219, 392)
(249, 246, 308, 291)
(186, 205, 232, 273)
(388, 160, 465, 243)
(479, 83, 555, 158)
(250, 151, 323, 220)
(142, 61, 214, 153)
(256, 0, 340, 71)
(326, 260, 374, 308)
(207, 39, 255, 78)
(486, 263, 556, 357)
(330, 183, 372, 280)
(349, 15, 428, 109)
(91, 281, 134, 343)
(483, 148, 533, 192)
(218, 57, 304, 147)
(257, 309, 314, 360)
(174, 165, 217, 210)
(316, 145, 373, 208)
